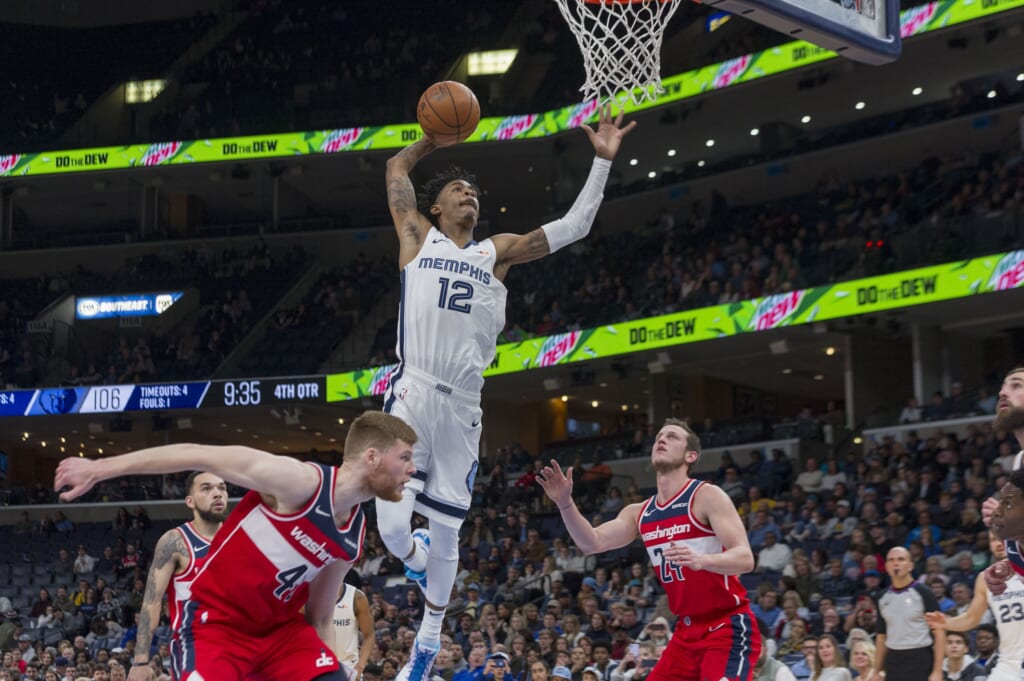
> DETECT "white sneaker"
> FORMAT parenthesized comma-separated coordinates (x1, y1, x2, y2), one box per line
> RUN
(396, 637, 440, 681)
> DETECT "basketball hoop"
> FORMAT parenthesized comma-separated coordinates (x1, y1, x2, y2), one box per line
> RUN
(553, 0, 684, 106)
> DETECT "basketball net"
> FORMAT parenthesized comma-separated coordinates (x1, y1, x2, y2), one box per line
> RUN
(553, 0, 684, 106)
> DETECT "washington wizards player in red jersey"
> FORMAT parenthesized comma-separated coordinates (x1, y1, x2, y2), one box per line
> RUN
(129, 471, 228, 681)
(537, 418, 761, 681)
(54, 411, 418, 681)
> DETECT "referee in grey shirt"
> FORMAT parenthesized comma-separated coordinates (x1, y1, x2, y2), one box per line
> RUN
(868, 547, 944, 681)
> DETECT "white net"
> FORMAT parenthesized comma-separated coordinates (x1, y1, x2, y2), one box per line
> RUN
(553, 0, 684, 106)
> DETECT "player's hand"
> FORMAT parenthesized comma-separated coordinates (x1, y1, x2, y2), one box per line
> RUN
(662, 541, 706, 571)
(582, 104, 637, 161)
(984, 560, 1012, 596)
(536, 460, 574, 509)
(54, 457, 102, 502)
(982, 496, 998, 527)
(927, 670, 943, 681)
(923, 611, 947, 630)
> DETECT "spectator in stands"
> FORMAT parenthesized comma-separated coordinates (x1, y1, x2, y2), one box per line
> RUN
(752, 587, 783, 629)
(819, 560, 855, 601)
(810, 634, 849, 681)
(900, 398, 923, 424)
(971, 624, 998, 673)
(28, 589, 51, 620)
(776, 619, 810, 659)
(819, 460, 847, 494)
(796, 458, 824, 494)
(825, 501, 857, 538)
(52, 549, 74, 576)
(923, 391, 948, 421)
(848, 639, 875, 680)
(925, 577, 955, 614)
(73, 547, 96, 576)
(757, 532, 793, 574)
(749, 510, 783, 552)
(721, 468, 746, 503)
(95, 547, 116, 575)
(940, 630, 982, 681)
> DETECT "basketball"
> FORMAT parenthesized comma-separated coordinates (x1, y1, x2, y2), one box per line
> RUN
(417, 81, 481, 147)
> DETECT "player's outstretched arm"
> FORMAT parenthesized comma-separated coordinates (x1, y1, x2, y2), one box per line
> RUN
(492, 105, 636, 273)
(131, 529, 185, 674)
(536, 459, 640, 554)
(928, 570, 989, 632)
(55, 443, 318, 511)
(662, 485, 754, 575)
(386, 138, 437, 268)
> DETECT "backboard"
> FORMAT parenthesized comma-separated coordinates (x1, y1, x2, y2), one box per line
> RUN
(700, 0, 901, 64)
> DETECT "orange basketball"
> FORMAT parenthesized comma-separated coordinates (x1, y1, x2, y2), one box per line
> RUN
(417, 81, 481, 147)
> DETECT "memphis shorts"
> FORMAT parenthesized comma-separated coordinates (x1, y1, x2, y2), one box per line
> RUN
(383, 365, 483, 528)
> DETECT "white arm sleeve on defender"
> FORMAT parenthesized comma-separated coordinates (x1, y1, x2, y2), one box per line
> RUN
(541, 156, 612, 253)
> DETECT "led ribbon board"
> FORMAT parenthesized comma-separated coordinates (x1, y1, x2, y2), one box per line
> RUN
(0, 1, 1018, 176)
(325, 250, 1024, 400)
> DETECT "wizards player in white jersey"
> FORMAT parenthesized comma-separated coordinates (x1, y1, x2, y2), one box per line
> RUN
(54, 411, 417, 681)
(131, 472, 227, 681)
(380, 104, 635, 681)
(537, 418, 761, 681)
(926, 531, 1024, 681)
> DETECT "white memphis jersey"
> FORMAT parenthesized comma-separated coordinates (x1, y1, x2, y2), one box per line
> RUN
(332, 584, 361, 666)
(988, 571, 1024, 667)
(396, 226, 507, 393)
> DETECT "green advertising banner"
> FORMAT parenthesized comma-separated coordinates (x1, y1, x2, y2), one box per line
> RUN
(2, 0, 1020, 177)
(326, 249, 1024, 402)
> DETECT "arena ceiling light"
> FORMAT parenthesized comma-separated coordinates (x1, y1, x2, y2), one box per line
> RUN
(666, 149, 676, 157)
(987, 89, 997, 99)
(629, 158, 638, 166)
(749, 128, 760, 136)
(124, 79, 167, 104)
(855, 101, 866, 110)
(466, 49, 518, 76)
(1018, 73, 1024, 82)
(800, 114, 812, 124)
(912, 86, 923, 95)
(705, 139, 715, 147)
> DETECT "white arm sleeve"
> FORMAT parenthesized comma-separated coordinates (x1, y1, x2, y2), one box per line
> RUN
(541, 156, 612, 253)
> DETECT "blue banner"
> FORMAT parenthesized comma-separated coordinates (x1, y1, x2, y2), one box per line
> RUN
(75, 292, 184, 320)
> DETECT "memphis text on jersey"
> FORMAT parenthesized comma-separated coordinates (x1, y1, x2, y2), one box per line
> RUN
(417, 256, 491, 285)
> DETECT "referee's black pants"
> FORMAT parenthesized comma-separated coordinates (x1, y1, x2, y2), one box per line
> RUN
(885, 646, 934, 681)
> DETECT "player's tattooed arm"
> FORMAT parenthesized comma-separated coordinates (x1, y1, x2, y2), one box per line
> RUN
(387, 139, 436, 265)
(134, 530, 185, 664)
(493, 229, 552, 274)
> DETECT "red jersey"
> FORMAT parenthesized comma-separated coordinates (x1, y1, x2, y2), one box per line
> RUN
(187, 463, 366, 636)
(1008, 539, 1024, 578)
(166, 522, 212, 633)
(638, 478, 750, 622)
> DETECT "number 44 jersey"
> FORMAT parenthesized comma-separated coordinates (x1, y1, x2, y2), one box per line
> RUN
(398, 227, 507, 394)
(186, 463, 365, 637)
(638, 478, 751, 622)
